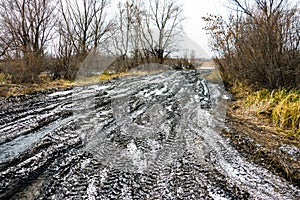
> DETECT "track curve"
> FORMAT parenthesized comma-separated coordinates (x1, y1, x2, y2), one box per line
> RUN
(0, 70, 299, 199)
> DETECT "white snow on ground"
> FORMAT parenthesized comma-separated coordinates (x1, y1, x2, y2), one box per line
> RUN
(125, 140, 148, 173)
(1, 70, 299, 199)
(48, 90, 73, 97)
(87, 179, 97, 200)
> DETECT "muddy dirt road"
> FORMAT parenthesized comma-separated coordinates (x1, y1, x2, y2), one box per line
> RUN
(0, 70, 299, 199)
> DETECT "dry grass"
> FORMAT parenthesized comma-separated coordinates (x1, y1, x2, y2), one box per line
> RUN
(226, 87, 300, 184)
(247, 90, 299, 130)
(0, 72, 12, 84)
(229, 81, 254, 99)
(74, 70, 162, 85)
(233, 85, 300, 140)
(0, 79, 74, 97)
(271, 90, 300, 130)
(0, 70, 164, 98)
(199, 69, 223, 84)
(200, 60, 215, 68)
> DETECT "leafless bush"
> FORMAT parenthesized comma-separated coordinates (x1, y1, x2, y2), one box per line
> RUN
(0, 0, 57, 83)
(0, 0, 186, 83)
(204, 0, 300, 89)
(0, 58, 41, 83)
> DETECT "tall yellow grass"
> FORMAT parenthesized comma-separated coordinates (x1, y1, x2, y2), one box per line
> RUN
(245, 89, 300, 135)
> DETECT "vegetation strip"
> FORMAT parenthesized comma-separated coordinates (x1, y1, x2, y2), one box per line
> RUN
(222, 83, 300, 187)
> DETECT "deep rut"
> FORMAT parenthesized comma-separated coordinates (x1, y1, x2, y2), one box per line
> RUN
(0, 70, 299, 199)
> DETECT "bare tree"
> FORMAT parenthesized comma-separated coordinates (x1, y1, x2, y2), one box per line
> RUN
(59, 0, 112, 57)
(55, 0, 112, 79)
(103, 0, 143, 72)
(128, 0, 144, 64)
(109, 2, 132, 58)
(54, 21, 78, 79)
(141, 0, 184, 63)
(111, 0, 140, 57)
(0, 0, 56, 58)
(0, 0, 57, 82)
(0, 35, 11, 58)
(93, 0, 113, 49)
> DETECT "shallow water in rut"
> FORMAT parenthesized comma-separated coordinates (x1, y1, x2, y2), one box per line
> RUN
(0, 70, 299, 199)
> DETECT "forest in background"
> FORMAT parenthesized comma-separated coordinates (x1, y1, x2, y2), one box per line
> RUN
(0, 0, 190, 83)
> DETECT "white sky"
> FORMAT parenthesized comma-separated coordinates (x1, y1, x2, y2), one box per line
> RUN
(179, 0, 227, 56)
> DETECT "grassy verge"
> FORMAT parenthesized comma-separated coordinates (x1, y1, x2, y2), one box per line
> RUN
(0, 79, 74, 97)
(246, 89, 300, 139)
(74, 70, 162, 86)
(199, 69, 223, 84)
(225, 82, 300, 185)
(230, 82, 300, 142)
(0, 70, 164, 98)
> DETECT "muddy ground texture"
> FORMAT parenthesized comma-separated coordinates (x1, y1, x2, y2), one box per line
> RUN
(0, 70, 299, 199)
(223, 100, 300, 188)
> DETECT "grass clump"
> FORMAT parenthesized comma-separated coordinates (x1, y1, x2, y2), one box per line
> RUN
(200, 69, 223, 84)
(245, 88, 300, 138)
(0, 78, 74, 98)
(74, 71, 149, 85)
(0, 72, 12, 84)
(230, 81, 254, 99)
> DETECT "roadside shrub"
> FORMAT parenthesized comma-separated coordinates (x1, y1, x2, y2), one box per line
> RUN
(0, 54, 46, 84)
(52, 56, 81, 80)
(204, 0, 300, 89)
(200, 69, 223, 84)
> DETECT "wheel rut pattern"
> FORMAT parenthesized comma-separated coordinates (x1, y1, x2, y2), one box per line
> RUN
(0, 70, 299, 199)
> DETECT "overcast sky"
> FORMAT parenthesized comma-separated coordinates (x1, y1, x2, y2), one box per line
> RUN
(179, 0, 227, 56)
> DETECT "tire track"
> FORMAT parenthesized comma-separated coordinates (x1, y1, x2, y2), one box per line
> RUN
(0, 70, 299, 199)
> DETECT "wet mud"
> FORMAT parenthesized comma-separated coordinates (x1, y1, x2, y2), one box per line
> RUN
(0, 70, 299, 199)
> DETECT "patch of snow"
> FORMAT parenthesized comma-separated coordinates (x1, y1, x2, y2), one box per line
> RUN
(125, 140, 147, 173)
(209, 192, 229, 200)
(87, 179, 97, 200)
(48, 90, 73, 97)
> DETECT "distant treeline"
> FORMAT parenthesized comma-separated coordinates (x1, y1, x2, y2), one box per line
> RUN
(0, 0, 186, 83)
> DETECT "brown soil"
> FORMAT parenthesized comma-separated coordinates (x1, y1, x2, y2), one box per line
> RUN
(223, 100, 300, 187)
